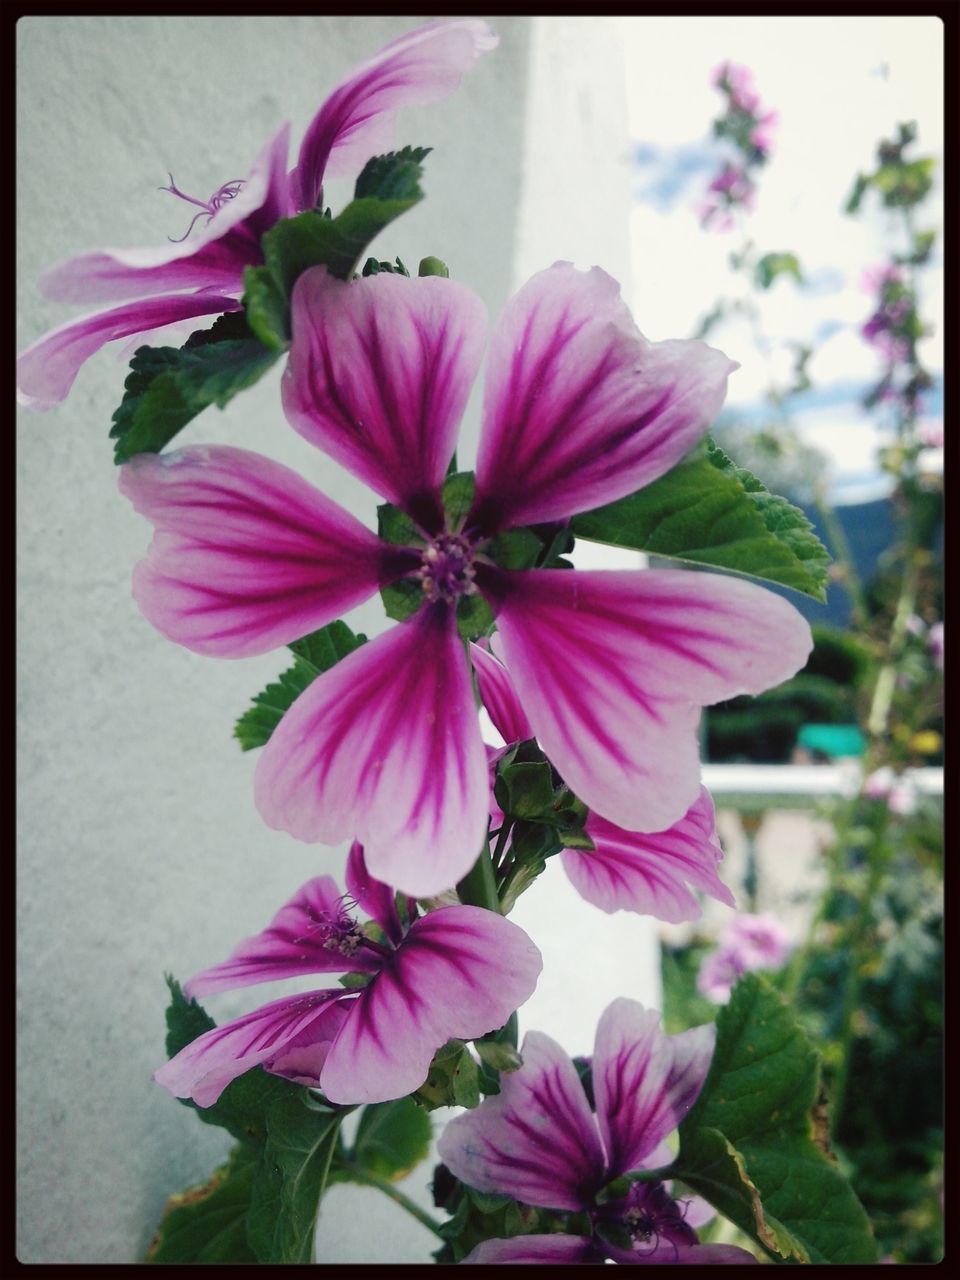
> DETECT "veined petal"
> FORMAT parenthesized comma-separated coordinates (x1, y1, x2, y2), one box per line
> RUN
(119, 445, 391, 658)
(255, 605, 489, 898)
(562, 789, 735, 924)
(437, 1029, 605, 1211)
(290, 19, 498, 211)
(605, 1241, 758, 1265)
(39, 125, 291, 305)
(153, 989, 348, 1107)
(593, 999, 715, 1180)
(184, 876, 380, 999)
(320, 905, 542, 1104)
(345, 841, 403, 946)
(471, 263, 735, 532)
(16, 292, 242, 412)
(487, 567, 812, 833)
(470, 640, 533, 745)
(461, 1235, 600, 1264)
(283, 268, 487, 530)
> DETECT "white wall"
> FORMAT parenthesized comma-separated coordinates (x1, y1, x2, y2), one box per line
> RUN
(17, 15, 652, 1262)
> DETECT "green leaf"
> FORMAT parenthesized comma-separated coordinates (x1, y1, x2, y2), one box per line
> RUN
(487, 527, 543, 571)
(442, 470, 476, 530)
(147, 1145, 258, 1263)
(110, 316, 280, 463)
(354, 146, 431, 201)
(346, 1097, 433, 1182)
(754, 252, 803, 290)
(163, 977, 305, 1148)
(675, 974, 877, 1264)
(381, 578, 424, 623)
(494, 760, 557, 821)
(377, 499, 424, 547)
(845, 172, 869, 215)
(234, 621, 367, 751)
(571, 439, 830, 601)
(414, 1041, 481, 1111)
(247, 1093, 344, 1264)
(419, 255, 450, 278)
(242, 265, 290, 351)
(455, 591, 494, 641)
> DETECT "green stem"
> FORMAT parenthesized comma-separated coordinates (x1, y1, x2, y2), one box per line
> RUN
(456, 844, 502, 913)
(338, 1163, 445, 1237)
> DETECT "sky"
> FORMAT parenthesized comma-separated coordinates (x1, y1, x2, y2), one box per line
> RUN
(618, 15, 944, 504)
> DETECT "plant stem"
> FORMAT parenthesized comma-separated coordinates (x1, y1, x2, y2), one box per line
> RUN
(456, 844, 502, 914)
(337, 1162, 445, 1238)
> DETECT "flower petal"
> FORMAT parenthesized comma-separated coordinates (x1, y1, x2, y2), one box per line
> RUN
(461, 1236, 599, 1264)
(119, 445, 392, 657)
(605, 1241, 758, 1265)
(16, 293, 242, 412)
(39, 125, 291, 305)
(283, 268, 487, 529)
(471, 263, 735, 532)
(562, 789, 735, 924)
(470, 640, 533, 745)
(290, 19, 498, 211)
(345, 841, 404, 946)
(593, 999, 715, 1180)
(183, 876, 380, 999)
(320, 905, 542, 1104)
(486, 567, 812, 833)
(255, 604, 489, 898)
(437, 1029, 605, 1211)
(153, 989, 348, 1107)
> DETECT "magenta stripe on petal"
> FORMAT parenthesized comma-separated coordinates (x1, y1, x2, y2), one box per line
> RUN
(254, 605, 489, 898)
(472, 263, 736, 532)
(290, 19, 498, 211)
(345, 842, 403, 945)
(39, 125, 291, 305)
(119, 445, 388, 657)
(492, 567, 812, 833)
(17, 293, 242, 411)
(184, 876, 380, 998)
(320, 905, 541, 1103)
(593, 999, 715, 1181)
(283, 268, 487, 527)
(437, 1029, 605, 1211)
(562, 789, 735, 924)
(470, 640, 533, 744)
(461, 1235, 599, 1264)
(153, 989, 349, 1107)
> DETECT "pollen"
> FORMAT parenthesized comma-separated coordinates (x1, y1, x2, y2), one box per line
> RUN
(417, 533, 478, 604)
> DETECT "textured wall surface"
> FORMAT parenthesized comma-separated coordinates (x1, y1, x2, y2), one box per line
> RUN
(17, 15, 651, 1263)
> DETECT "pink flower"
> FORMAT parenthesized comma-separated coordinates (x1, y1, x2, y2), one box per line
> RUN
(472, 639, 737, 923)
(17, 19, 497, 410)
(154, 843, 541, 1106)
(696, 914, 793, 1004)
(120, 262, 812, 897)
(437, 999, 756, 1264)
(699, 163, 756, 230)
(749, 108, 779, 157)
(928, 621, 944, 670)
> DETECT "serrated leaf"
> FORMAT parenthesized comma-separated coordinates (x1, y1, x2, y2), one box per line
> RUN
(571, 439, 829, 601)
(354, 146, 431, 201)
(146, 1145, 257, 1263)
(234, 621, 367, 751)
(246, 1094, 344, 1264)
(110, 320, 279, 464)
(345, 1097, 433, 1182)
(675, 974, 877, 1264)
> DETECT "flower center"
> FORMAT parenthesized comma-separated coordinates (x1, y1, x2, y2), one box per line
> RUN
(160, 173, 246, 243)
(309, 899, 367, 958)
(613, 1182, 698, 1255)
(417, 533, 477, 604)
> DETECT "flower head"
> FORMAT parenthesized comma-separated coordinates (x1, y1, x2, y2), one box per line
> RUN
(696, 913, 793, 1004)
(154, 843, 541, 1106)
(120, 262, 812, 897)
(436, 998, 756, 1264)
(17, 19, 497, 410)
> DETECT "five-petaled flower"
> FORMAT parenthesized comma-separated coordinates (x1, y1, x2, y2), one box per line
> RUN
(119, 260, 813, 898)
(436, 997, 757, 1264)
(154, 843, 541, 1106)
(16, 18, 497, 410)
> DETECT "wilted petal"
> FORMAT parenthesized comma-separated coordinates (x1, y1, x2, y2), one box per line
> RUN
(153, 989, 348, 1107)
(345, 841, 403, 946)
(470, 640, 533, 745)
(487, 567, 812, 833)
(283, 268, 487, 530)
(16, 292, 241, 411)
(593, 999, 715, 1180)
(471, 263, 735, 532)
(39, 125, 291, 305)
(461, 1235, 599, 1264)
(119, 445, 392, 657)
(562, 789, 735, 924)
(320, 905, 542, 1103)
(184, 876, 380, 999)
(290, 19, 498, 211)
(255, 604, 489, 898)
(437, 1029, 605, 1211)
